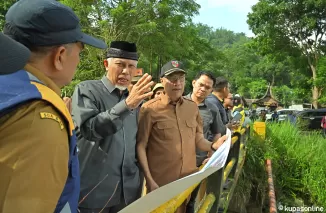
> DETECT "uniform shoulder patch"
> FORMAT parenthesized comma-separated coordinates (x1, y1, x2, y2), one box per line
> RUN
(40, 112, 64, 130)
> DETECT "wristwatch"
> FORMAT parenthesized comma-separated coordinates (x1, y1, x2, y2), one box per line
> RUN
(211, 143, 216, 152)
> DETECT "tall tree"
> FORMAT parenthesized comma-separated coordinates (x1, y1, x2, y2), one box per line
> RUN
(247, 0, 326, 108)
(58, 0, 214, 95)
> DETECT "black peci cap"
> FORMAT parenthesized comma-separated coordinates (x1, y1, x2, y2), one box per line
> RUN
(0, 32, 30, 75)
(106, 41, 138, 61)
(3, 0, 107, 49)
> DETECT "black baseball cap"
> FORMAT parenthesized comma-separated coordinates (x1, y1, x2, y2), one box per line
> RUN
(0, 32, 30, 75)
(3, 0, 107, 49)
(160, 60, 186, 77)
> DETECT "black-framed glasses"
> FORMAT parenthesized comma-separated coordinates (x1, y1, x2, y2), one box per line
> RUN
(166, 75, 185, 83)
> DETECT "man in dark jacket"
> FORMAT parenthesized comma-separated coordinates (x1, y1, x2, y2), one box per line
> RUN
(207, 77, 230, 125)
(72, 41, 154, 213)
(224, 93, 234, 122)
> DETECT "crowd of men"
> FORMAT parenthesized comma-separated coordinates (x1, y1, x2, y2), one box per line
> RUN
(0, 0, 246, 213)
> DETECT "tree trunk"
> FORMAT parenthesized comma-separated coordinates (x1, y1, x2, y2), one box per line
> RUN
(310, 64, 319, 109)
(312, 85, 319, 109)
(307, 53, 319, 109)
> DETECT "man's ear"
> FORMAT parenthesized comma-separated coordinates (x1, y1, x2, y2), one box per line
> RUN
(104, 59, 109, 68)
(53, 46, 68, 71)
(224, 87, 228, 95)
(160, 78, 163, 83)
(192, 80, 196, 87)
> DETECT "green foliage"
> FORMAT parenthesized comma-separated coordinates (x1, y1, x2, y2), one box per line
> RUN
(247, 0, 326, 107)
(1, 0, 321, 104)
(247, 80, 268, 99)
(316, 57, 326, 104)
(57, 0, 224, 96)
(233, 134, 270, 206)
(1, 0, 326, 207)
(272, 85, 292, 107)
(234, 122, 326, 209)
(268, 123, 326, 205)
(0, 0, 16, 29)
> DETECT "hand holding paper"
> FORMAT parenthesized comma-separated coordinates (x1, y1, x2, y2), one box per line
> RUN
(201, 128, 232, 171)
(211, 134, 228, 151)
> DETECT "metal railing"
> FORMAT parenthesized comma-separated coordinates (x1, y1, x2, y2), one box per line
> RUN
(145, 126, 251, 213)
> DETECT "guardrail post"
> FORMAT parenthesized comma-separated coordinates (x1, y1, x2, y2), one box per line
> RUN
(243, 126, 250, 145)
(213, 129, 247, 212)
(204, 168, 224, 212)
(227, 132, 241, 178)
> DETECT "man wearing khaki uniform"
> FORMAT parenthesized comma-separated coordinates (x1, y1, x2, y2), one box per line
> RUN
(137, 60, 227, 213)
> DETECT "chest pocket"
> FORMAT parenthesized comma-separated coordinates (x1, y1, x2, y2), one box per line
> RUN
(185, 119, 197, 138)
(156, 121, 176, 140)
(201, 113, 213, 133)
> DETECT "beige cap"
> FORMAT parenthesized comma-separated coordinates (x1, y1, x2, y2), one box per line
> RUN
(152, 83, 164, 92)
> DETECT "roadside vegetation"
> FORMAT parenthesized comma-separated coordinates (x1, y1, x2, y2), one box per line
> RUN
(232, 122, 326, 212)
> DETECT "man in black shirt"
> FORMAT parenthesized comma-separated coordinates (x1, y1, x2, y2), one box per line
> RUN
(185, 71, 225, 213)
(207, 77, 230, 125)
(224, 93, 234, 122)
(184, 71, 226, 166)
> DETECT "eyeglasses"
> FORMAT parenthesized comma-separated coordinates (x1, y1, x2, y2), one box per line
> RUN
(166, 75, 185, 83)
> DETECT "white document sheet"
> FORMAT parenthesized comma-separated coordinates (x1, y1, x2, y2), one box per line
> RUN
(119, 128, 232, 213)
(200, 128, 232, 171)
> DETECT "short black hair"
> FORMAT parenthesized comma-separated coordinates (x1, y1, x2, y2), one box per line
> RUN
(213, 77, 229, 92)
(194, 71, 216, 86)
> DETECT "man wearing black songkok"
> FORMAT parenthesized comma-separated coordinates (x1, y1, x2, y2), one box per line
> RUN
(72, 41, 154, 213)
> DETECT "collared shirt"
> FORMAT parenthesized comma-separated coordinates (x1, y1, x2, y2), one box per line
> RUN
(207, 93, 229, 125)
(72, 76, 141, 208)
(137, 94, 206, 187)
(184, 93, 225, 166)
(0, 64, 69, 213)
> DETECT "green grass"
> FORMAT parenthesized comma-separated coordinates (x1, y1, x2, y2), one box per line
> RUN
(232, 122, 326, 211)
